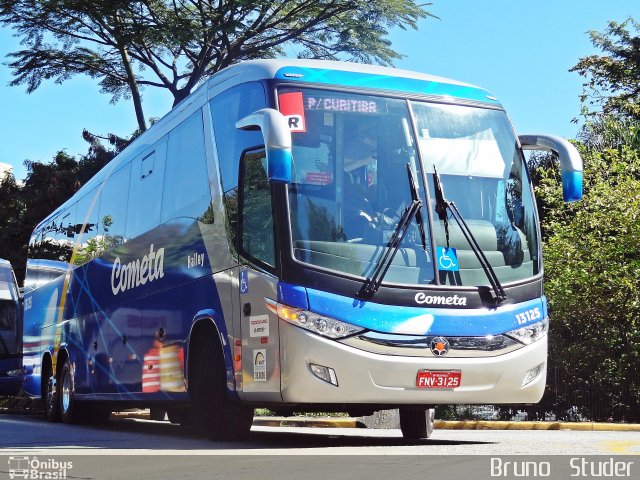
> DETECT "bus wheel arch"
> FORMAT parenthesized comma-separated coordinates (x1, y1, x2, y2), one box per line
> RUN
(187, 317, 253, 440)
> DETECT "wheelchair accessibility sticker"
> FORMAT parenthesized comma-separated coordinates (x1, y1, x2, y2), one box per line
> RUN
(240, 270, 249, 294)
(437, 247, 459, 272)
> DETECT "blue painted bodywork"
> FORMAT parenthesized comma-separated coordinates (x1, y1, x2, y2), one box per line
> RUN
(275, 67, 499, 105)
(562, 170, 583, 203)
(278, 281, 547, 337)
(22, 218, 229, 401)
(267, 148, 293, 183)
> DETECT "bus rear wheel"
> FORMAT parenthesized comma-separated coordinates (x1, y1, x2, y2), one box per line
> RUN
(60, 359, 82, 424)
(44, 368, 60, 422)
(190, 337, 253, 440)
(59, 359, 111, 425)
(399, 407, 435, 439)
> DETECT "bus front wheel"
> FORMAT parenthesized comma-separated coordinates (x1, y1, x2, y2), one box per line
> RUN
(399, 407, 435, 439)
(190, 337, 253, 440)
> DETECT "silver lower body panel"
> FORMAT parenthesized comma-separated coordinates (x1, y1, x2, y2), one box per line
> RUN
(279, 320, 546, 405)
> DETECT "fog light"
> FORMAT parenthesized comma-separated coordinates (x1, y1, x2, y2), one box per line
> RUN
(522, 363, 543, 387)
(6, 369, 22, 377)
(310, 363, 338, 386)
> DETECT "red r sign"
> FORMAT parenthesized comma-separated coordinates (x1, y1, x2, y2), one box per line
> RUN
(278, 92, 307, 133)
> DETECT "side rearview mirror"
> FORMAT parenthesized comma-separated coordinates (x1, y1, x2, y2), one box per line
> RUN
(519, 134, 583, 202)
(236, 108, 292, 183)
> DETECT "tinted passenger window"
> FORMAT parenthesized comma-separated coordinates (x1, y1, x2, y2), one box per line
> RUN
(162, 110, 211, 222)
(126, 140, 166, 238)
(99, 163, 131, 250)
(73, 189, 101, 265)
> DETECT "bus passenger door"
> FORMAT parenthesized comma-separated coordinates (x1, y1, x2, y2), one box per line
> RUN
(235, 148, 282, 400)
(237, 267, 281, 400)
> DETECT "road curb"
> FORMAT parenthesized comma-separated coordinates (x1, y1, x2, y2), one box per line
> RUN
(434, 420, 640, 432)
(253, 416, 364, 428)
(107, 411, 640, 432)
(253, 416, 640, 432)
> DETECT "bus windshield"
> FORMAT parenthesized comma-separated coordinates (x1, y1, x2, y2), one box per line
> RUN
(281, 87, 539, 288)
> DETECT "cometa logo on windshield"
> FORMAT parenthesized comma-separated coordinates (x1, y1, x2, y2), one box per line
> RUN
(415, 292, 467, 306)
(111, 244, 165, 295)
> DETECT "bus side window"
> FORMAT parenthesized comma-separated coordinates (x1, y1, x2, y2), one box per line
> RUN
(99, 163, 131, 251)
(237, 148, 275, 269)
(161, 110, 211, 222)
(72, 189, 101, 266)
(210, 82, 267, 251)
(24, 239, 40, 293)
(126, 140, 167, 239)
(210, 82, 266, 193)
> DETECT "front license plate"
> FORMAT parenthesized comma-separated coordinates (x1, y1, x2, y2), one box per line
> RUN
(416, 370, 461, 389)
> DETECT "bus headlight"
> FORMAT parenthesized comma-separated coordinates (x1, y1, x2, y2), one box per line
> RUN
(505, 318, 549, 345)
(267, 300, 365, 339)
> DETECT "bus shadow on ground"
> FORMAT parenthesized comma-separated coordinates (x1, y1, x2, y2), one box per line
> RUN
(0, 414, 494, 450)
(90, 417, 495, 450)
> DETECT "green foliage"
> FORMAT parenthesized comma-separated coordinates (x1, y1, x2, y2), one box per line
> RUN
(0, 171, 28, 281)
(0, 131, 133, 284)
(533, 138, 640, 422)
(0, 0, 435, 130)
(571, 17, 640, 121)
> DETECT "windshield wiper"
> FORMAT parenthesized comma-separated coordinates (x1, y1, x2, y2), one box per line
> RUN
(360, 164, 425, 297)
(432, 166, 508, 307)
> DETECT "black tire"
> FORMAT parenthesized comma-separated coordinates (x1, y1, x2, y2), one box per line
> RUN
(149, 408, 166, 421)
(190, 338, 253, 440)
(399, 407, 435, 439)
(44, 366, 60, 423)
(167, 407, 191, 425)
(59, 359, 83, 424)
(81, 405, 112, 425)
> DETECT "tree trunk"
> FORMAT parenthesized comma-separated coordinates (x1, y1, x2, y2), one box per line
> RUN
(172, 88, 191, 108)
(118, 44, 147, 132)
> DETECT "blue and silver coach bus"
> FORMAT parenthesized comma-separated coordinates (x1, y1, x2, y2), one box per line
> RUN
(0, 258, 22, 396)
(21, 59, 582, 438)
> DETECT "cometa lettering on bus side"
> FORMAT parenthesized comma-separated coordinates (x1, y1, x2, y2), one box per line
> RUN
(414, 292, 467, 306)
(111, 244, 165, 295)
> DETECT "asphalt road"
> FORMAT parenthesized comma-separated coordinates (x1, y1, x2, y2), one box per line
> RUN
(1, 412, 640, 480)
(0, 411, 639, 455)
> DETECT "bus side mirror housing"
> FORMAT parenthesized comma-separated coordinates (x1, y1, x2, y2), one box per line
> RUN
(236, 108, 292, 183)
(519, 134, 583, 203)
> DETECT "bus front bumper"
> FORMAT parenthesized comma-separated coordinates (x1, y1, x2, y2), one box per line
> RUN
(279, 320, 546, 405)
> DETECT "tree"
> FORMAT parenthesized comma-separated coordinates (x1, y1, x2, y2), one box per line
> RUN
(571, 17, 640, 121)
(0, 128, 134, 284)
(0, 0, 434, 132)
(526, 106, 640, 422)
(0, 171, 29, 281)
(537, 144, 640, 422)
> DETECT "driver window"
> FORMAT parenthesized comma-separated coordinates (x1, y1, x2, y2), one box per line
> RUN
(238, 149, 275, 268)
